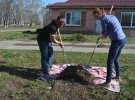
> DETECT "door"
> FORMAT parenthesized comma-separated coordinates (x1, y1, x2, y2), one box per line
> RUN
(96, 20, 102, 33)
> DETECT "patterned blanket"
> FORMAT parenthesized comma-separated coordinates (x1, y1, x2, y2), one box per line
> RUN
(83, 66, 120, 92)
(49, 64, 120, 92)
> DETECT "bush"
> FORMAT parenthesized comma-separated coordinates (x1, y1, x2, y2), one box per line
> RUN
(74, 33, 86, 42)
(57, 33, 87, 42)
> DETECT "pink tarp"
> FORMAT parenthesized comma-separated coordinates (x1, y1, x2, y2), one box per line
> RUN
(83, 66, 120, 92)
(49, 64, 120, 92)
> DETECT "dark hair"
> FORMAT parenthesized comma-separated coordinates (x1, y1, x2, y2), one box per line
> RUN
(56, 16, 65, 21)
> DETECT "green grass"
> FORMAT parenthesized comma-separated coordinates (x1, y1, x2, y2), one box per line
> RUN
(0, 32, 37, 41)
(59, 33, 110, 43)
(0, 26, 42, 30)
(0, 31, 134, 43)
(0, 50, 135, 99)
(60, 34, 135, 44)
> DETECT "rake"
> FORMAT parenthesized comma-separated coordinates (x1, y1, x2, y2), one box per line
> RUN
(57, 28, 68, 66)
(87, 43, 98, 67)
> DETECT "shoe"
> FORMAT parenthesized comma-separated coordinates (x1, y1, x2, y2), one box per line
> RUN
(112, 76, 121, 82)
(38, 73, 59, 81)
(38, 72, 47, 81)
(44, 74, 59, 80)
(100, 82, 110, 87)
(38, 75, 47, 81)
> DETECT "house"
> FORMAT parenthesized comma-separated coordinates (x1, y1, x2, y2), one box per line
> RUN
(47, 0, 135, 36)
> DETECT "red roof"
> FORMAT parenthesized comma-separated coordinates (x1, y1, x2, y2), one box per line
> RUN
(48, 0, 135, 8)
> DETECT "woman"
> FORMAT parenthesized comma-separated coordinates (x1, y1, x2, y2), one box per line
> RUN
(93, 8, 126, 86)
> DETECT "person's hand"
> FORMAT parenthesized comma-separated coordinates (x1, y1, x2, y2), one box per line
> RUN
(59, 42, 64, 48)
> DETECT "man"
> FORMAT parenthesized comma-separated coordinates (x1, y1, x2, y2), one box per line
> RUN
(93, 8, 126, 87)
(37, 16, 65, 80)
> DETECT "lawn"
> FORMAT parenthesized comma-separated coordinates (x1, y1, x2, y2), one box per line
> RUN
(0, 31, 37, 41)
(0, 29, 135, 99)
(0, 26, 42, 30)
(0, 31, 135, 44)
(0, 50, 135, 100)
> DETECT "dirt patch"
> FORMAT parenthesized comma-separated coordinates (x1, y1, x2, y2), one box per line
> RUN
(50, 65, 95, 100)
(0, 56, 6, 64)
(50, 65, 119, 100)
(51, 80, 89, 100)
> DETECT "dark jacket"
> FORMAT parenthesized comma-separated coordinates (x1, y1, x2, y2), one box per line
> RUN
(37, 20, 58, 43)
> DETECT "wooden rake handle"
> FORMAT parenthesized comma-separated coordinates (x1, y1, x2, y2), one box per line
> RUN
(57, 28, 68, 65)
(88, 43, 98, 66)
(109, 5, 114, 14)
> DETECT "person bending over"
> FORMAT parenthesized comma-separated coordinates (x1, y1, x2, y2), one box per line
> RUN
(93, 8, 126, 87)
(37, 16, 65, 80)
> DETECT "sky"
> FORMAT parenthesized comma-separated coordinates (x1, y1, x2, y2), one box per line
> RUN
(42, 0, 68, 6)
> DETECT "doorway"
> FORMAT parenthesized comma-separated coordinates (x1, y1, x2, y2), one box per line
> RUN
(96, 20, 102, 34)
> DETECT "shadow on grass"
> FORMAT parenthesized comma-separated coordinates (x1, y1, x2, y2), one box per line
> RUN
(22, 28, 42, 34)
(22, 30, 38, 34)
(0, 64, 40, 80)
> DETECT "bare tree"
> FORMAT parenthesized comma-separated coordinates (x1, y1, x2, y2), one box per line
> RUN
(0, 0, 3, 25)
(23, 0, 42, 27)
(1, 0, 14, 28)
(43, 8, 53, 25)
(11, 0, 25, 26)
(0, 0, 43, 27)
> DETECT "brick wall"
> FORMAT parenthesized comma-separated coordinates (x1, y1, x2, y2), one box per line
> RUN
(45, 8, 135, 35)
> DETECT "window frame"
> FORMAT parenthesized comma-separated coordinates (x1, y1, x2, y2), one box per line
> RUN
(121, 12, 135, 28)
(65, 11, 81, 26)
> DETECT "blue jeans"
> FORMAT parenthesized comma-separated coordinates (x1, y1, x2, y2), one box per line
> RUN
(37, 40, 53, 76)
(106, 38, 126, 83)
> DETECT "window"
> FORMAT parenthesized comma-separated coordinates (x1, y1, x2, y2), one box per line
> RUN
(133, 13, 135, 26)
(121, 12, 135, 28)
(65, 11, 81, 26)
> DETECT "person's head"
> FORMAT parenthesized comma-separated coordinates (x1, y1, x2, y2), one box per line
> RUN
(93, 8, 105, 20)
(56, 16, 65, 28)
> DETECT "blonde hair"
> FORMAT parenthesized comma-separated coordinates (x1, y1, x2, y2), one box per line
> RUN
(93, 8, 105, 15)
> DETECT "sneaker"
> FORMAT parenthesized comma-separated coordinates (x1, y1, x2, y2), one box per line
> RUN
(100, 82, 110, 87)
(38, 75, 47, 81)
(45, 74, 59, 80)
(112, 76, 122, 82)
